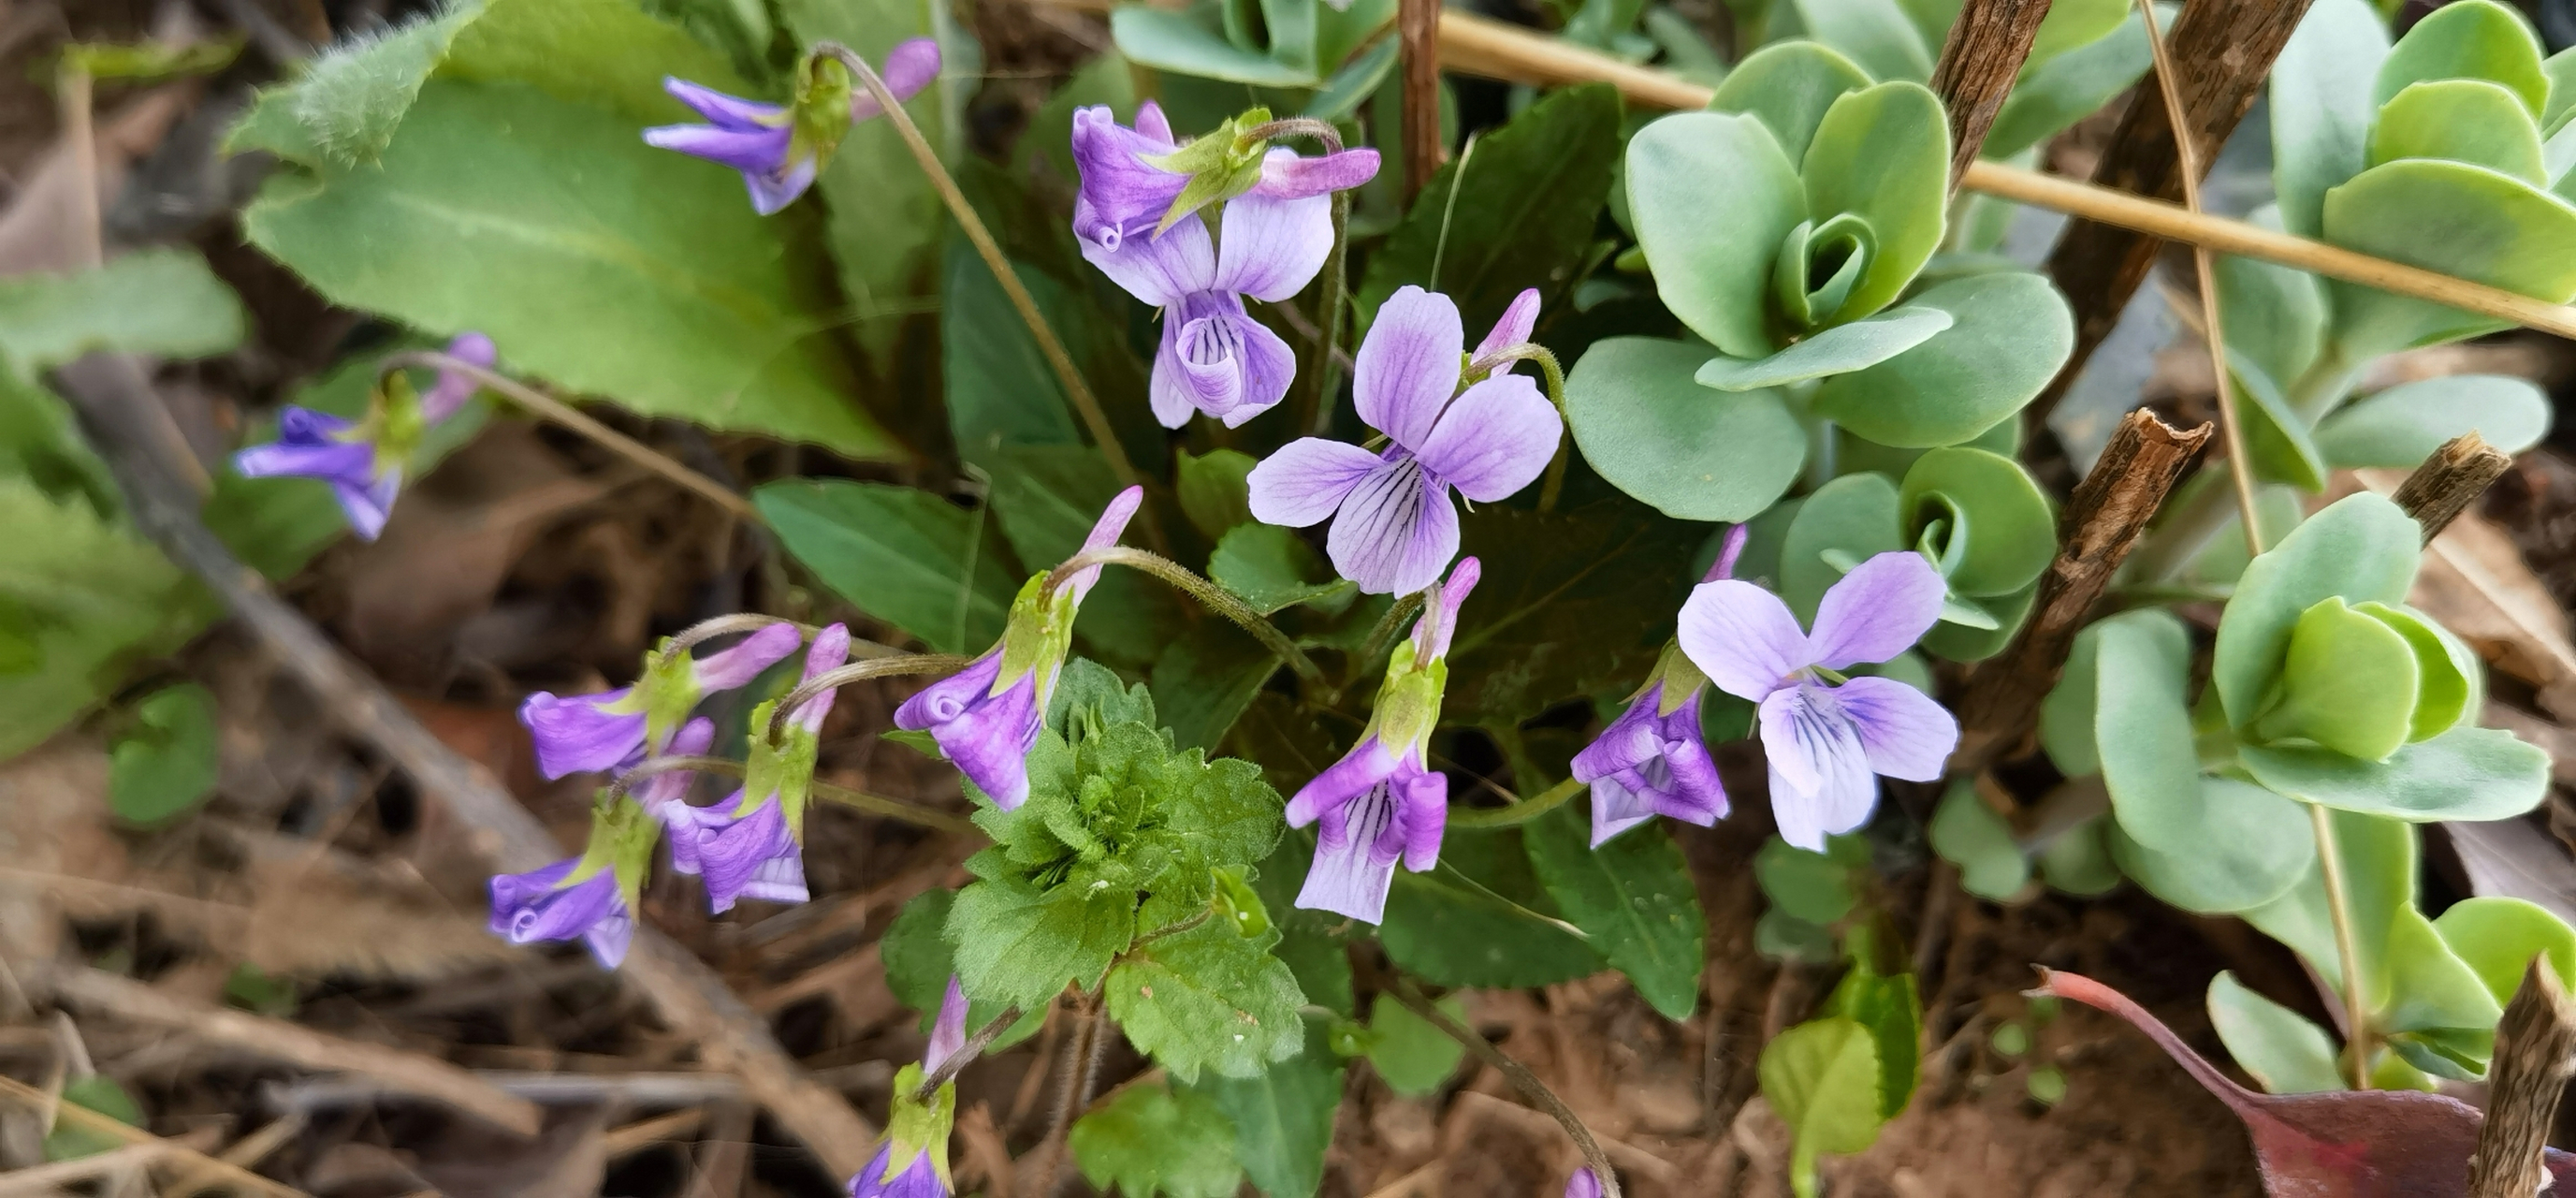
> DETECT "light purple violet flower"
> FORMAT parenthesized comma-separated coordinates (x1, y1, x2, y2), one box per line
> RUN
(1073, 103, 1379, 428)
(637, 717, 717, 823)
(848, 1143, 946, 1198)
(1572, 526, 1748, 847)
(1565, 1168, 1606, 1198)
(1288, 558, 1480, 924)
(1676, 550, 1958, 852)
(519, 621, 804, 779)
(1248, 286, 1561, 594)
(233, 331, 495, 541)
(645, 39, 940, 215)
(894, 487, 1143, 809)
(488, 857, 634, 969)
(672, 624, 851, 913)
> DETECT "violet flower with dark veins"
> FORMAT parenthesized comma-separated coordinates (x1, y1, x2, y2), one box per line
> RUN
(1248, 286, 1560, 594)
(1676, 550, 1957, 851)
(233, 331, 494, 541)
(646, 39, 939, 214)
(1574, 524, 1745, 846)
(1289, 558, 1479, 924)
(671, 624, 851, 913)
(518, 621, 802, 779)
(894, 487, 1142, 809)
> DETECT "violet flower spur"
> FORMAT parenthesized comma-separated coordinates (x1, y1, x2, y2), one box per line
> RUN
(851, 976, 968, 1198)
(518, 621, 803, 779)
(1247, 286, 1562, 595)
(671, 623, 851, 913)
(1675, 550, 1959, 852)
(1288, 558, 1480, 924)
(487, 794, 659, 969)
(1572, 525, 1746, 846)
(638, 716, 716, 826)
(233, 330, 495, 541)
(644, 38, 940, 215)
(893, 486, 1143, 809)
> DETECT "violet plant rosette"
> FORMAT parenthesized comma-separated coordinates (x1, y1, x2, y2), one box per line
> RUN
(645, 38, 940, 214)
(893, 487, 1143, 810)
(1288, 558, 1480, 924)
(1247, 285, 1561, 594)
(1572, 525, 1748, 847)
(518, 621, 802, 779)
(849, 976, 969, 1197)
(233, 330, 495, 541)
(1676, 550, 1960, 851)
(669, 623, 851, 913)
(486, 792, 660, 969)
(1071, 103, 1379, 427)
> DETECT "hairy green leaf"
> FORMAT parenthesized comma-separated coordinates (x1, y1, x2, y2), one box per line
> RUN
(1071, 1081, 1244, 1198)
(1525, 800, 1708, 1019)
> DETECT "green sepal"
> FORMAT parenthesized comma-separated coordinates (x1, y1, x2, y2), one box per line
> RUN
(1649, 641, 1710, 717)
(572, 791, 662, 918)
(364, 371, 431, 481)
(740, 697, 822, 834)
(1366, 640, 1448, 757)
(997, 572, 1080, 709)
(880, 1061, 958, 1191)
(1144, 109, 1275, 235)
(630, 635, 709, 754)
(788, 51, 856, 183)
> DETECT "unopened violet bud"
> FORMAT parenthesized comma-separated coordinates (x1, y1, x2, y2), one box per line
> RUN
(418, 331, 496, 423)
(1573, 675, 1726, 847)
(862, 971, 964, 1198)
(847, 1142, 948, 1198)
(925, 975, 969, 1075)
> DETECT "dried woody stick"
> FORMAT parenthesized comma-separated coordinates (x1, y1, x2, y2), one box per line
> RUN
(0, 1074, 307, 1198)
(1951, 409, 2212, 770)
(1927, 0, 2058, 189)
(1398, 0, 1443, 203)
(51, 354, 884, 1178)
(2465, 958, 2576, 1198)
(2391, 431, 2513, 545)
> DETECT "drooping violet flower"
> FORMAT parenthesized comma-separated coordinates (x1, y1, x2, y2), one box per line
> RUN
(850, 976, 968, 1197)
(646, 39, 940, 215)
(487, 794, 660, 969)
(1070, 101, 1380, 257)
(1565, 1168, 1605, 1198)
(233, 331, 495, 541)
(518, 621, 803, 779)
(1289, 558, 1479, 924)
(672, 624, 851, 913)
(1573, 526, 1747, 847)
(1676, 550, 1957, 852)
(1248, 286, 1561, 594)
(636, 717, 717, 823)
(895, 487, 1143, 809)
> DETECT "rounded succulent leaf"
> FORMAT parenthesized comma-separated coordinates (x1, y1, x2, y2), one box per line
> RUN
(1896, 447, 2053, 597)
(2211, 492, 2421, 729)
(2369, 79, 2546, 184)
(1626, 112, 1807, 358)
(2322, 158, 2576, 359)
(1563, 336, 1808, 521)
(1799, 82, 1950, 325)
(2256, 595, 2423, 761)
(1708, 41, 1874, 171)
(2370, 0, 2548, 118)
(2314, 373, 2552, 468)
(1809, 271, 2074, 447)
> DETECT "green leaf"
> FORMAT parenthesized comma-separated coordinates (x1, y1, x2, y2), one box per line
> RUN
(945, 250, 1085, 464)
(881, 889, 1044, 1046)
(109, 683, 220, 825)
(1800, 82, 1949, 323)
(2212, 491, 2421, 728)
(2372, 0, 2547, 117)
(1809, 271, 2074, 448)
(241, 80, 891, 456)
(2237, 724, 2550, 823)
(1200, 1020, 1342, 1198)
(1210, 524, 1354, 615)
(1695, 307, 1951, 391)
(2322, 159, 2576, 358)
(2038, 624, 2102, 777)
(0, 365, 119, 522)
(1626, 111, 1808, 358)
(1364, 992, 1467, 1096)
(1382, 826, 1605, 986)
(1525, 800, 1708, 1019)
(2549, 45, 2576, 134)
(2377, 905, 2501, 1045)
(42, 1075, 142, 1162)
(2104, 785, 2312, 916)
(2240, 809, 2415, 1003)
(1929, 780, 2030, 900)
(1072, 1081, 1245, 1198)
(1795, 0, 1935, 82)
(1898, 446, 2053, 597)
(1356, 83, 1623, 339)
(0, 250, 244, 372)
(226, 4, 484, 165)
(947, 869, 1137, 1010)
(1445, 502, 1704, 723)
(1107, 920, 1305, 1082)
(1112, 4, 1320, 85)
(1149, 621, 1278, 752)
(1755, 835, 1860, 924)
(2434, 896, 2576, 1006)
(2315, 373, 2551, 467)
(2370, 80, 2547, 184)
(443, 0, 750, 123)
(1758, 907, 1842, 963)
(1984, 7, 2155, 159)
(2262, 595, 2423, 761)
(2214, 233, 2327, 390)
(0, 478, 214, 760)
(756, 480, 1017, 655)
(2036, 816, 2120, 896)
(1707, 40, 1874, 168)
(1780, 472, 1902, 621)
(2268, 0, 2389, 238)
(2023, 0, 2127, 65)
(1565, 337, 1807, 521)
(1760, 1016, 1886, 1198)
(1819, 944, 1921, 1119)
(2229, 356, 2329, 492)
(1048, 658, 1159, 738)
(1177, 448, 1257, 540)
(2206, 972, 2347, 1094)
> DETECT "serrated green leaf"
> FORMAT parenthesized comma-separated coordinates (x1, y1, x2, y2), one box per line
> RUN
(948, 871, 1136, 1010)
(1820, 945, 1921, 1120)
(1200, 1020, 1341, 1198)
(230, 4, 484, 165)
(442, 0, 750, 123)
(1760, 1015, 1885, 1198)
(1049, 658, 1159, 738)
(2206, 972, 2347, 1094)
(0, 479, 214, 759)
(1524, 800, 1707, 1019)
(1071, 1081, 1244, 1198)
(0, 250, 244, 372)
(1364, 992, 1466, 1096)
(756, 480, 1017, 655)
(1564, 337, 1806, 522)
(1107, 921, 1304, 1082)
(109, 683, 219, 825)
(881, 889, 1044, 1047)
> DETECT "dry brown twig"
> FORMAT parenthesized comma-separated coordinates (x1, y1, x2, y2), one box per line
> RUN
(2391, 432, 2514, 544)
(2465, 958, 2576, 1198)
(0, 1074, 308, 1198)
(1926, 0, 2056, 188)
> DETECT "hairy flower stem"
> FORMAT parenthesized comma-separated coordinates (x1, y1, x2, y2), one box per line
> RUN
(1390, 978, 1623, 1198)
(1446, 775, 1586, 829)
(816, 42, 1159, 549)
(912, 1005, 1027, 1101)
(1046, 546, 1325, 681)
(605, 754, 984, 837)
(379, 351, 764, 525)
(770, 654, 975, 738)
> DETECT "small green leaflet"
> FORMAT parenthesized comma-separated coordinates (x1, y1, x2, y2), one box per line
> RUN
(1070, 1081, 1244, 1198)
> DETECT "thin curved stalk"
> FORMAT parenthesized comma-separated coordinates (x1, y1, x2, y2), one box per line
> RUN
(660, 613, 821, 659)
(1446, 775, 1585, 829)
(1389, 978, 1623, 1198)
(604, 754, 983, 837)
(770, 654, 974, 738)
(1046, 546, 1326, 681)
(1352, 591, 1427, 679)
(2309, 802, 2373, 1088)
(912, 1004, 1027, 1101)
(380, 351, 762, 525)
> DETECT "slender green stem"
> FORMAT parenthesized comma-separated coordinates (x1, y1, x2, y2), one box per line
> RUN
(770, 653, 974, 738)
(1305, 189, 1353, 438)
(605, 753, 983, 837)
(1352, 591, 1427, 680)
(1388, 978, 1623, 1198)
(913, 1004, 1026, 1101)
(1046, 546, 1326, 681)
(2309, 802, 2374, 1088)
(1447, 775, 1585, 829)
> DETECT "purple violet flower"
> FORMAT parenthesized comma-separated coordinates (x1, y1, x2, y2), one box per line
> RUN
(1248, 286, 1561, 594)
(1572, 525, 1747, 847)
(1676, 550, 1959, 851)
(488, 858, 633, 969)
(233, 331, 495, 541)
(1566, 1169, 1606, 1198)
(1288, 558, 1480, 924)
(519, 621, 803, 779)
(849, 977, 969, 1198)
(1073, 103, 1378, 428)
(894, 487, 1143, 809)
(637, 717, 717, 823)
(672, 624, 851, 913)
(645, 39, 940, 215)
(848, 1144, 946, 1198)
